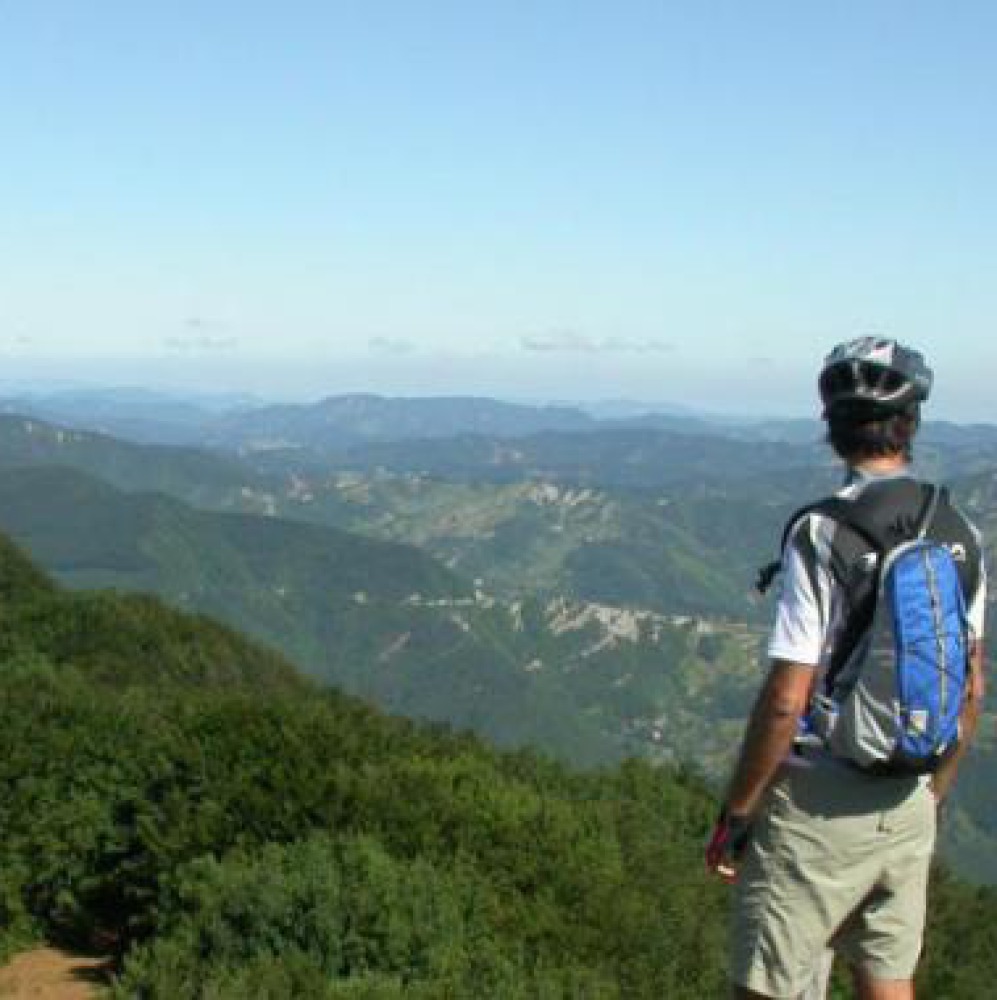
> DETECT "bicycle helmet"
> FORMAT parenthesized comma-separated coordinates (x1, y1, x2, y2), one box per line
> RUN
(818, 336, 932, 417)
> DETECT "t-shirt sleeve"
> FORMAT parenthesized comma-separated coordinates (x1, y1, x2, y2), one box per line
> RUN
(959, 513, 988, 641)
(968, 552, 987, 641)
(766, 517, 827, 667)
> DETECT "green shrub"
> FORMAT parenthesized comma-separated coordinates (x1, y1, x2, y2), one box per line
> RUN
(114, 834, 521, 996)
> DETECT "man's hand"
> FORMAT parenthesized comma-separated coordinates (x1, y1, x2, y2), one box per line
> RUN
(705, 807, 753, 883)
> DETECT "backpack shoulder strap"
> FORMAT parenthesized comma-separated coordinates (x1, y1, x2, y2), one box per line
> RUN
(822, 482, 939, 554)
(919, 485, 982, 603)
(755, 495, 885, 595)
(756, 501, 823, 595)
(755, 480, 937, 595)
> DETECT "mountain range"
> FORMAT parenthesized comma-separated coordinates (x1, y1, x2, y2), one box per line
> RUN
(1, 397, 995, 881)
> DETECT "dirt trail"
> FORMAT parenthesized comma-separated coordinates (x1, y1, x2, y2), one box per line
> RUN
(0, 948, 111, 999)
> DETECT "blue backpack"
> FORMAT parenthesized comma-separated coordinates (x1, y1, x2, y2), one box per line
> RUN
(761, 483, 972, 775)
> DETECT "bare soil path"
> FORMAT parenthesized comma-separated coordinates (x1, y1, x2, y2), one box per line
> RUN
(0, 948, 111, 999)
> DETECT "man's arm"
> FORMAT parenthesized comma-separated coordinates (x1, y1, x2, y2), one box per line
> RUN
(706, 660, 813, 881)
(930, 640, 985, 803)
(723, 659, 814, 816)
(706, 514, 824, 881)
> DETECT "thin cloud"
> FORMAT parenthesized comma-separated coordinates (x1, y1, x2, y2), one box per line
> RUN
(522, 330, 599, 352)
(601, 336, 674, 354)
(369, 336, 417, 355)
(166, 315, 237, 352)
(164, 333, 240, 353)
(521, 331, 673, 354)
(185, 315, 229, 330)
(0, 332, 34, 352)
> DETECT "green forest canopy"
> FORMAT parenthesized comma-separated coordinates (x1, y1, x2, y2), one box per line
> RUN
(0, 532, 995, 998)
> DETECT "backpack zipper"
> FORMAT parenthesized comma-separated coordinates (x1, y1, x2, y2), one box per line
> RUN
(924, 548, 946, 729)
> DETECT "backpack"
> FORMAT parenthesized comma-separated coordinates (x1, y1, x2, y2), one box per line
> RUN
(759, 481, 974, 775)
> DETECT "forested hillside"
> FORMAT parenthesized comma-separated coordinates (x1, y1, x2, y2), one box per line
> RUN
(0, 414, 260, 506)
(0, 465, 763, 771)
(2, 535, 997, 998)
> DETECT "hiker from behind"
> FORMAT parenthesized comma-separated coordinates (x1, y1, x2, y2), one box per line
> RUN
(705, 338, 987, 1000)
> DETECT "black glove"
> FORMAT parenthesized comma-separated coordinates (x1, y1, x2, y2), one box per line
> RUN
(705, 807, 753, 883)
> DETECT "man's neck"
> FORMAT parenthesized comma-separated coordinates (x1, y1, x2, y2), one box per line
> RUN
(851, 454, 910, 477)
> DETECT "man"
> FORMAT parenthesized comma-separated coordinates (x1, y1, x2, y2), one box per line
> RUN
(706, 337, 987, 1000)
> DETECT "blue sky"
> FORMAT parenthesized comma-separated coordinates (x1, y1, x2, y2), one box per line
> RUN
(1, 2, 995, 417)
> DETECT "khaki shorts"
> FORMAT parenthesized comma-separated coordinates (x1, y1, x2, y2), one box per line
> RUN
(731, 761, 936, 998)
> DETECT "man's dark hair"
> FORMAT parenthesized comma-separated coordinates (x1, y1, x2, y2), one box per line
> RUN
(825, 404, 919, 463)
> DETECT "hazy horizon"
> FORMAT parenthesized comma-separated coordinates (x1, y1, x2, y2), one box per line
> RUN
(3, 360, 996, 428)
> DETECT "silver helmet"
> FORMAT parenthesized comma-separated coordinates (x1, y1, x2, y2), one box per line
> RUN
(819, 336, 932, 416)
